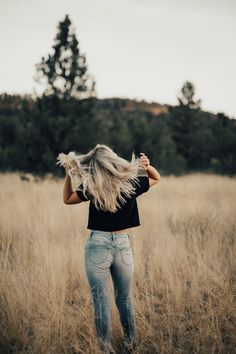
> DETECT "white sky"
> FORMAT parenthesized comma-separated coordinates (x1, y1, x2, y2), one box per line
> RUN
(0, 0, 236, 117)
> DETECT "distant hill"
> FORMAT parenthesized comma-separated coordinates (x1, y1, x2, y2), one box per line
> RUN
(0, 92, 235, 176)
(94, 97, 169, 116)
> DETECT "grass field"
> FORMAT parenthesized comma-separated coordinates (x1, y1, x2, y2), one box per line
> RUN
(0, 172, 235, 354)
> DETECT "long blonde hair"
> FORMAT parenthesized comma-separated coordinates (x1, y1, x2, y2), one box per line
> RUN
(57, 144, 144, 212)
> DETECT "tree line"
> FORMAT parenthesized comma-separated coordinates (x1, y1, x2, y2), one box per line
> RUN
(0, 14, 235, 177)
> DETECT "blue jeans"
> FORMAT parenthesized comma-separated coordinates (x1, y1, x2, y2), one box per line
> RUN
(84, 230, 137, 352)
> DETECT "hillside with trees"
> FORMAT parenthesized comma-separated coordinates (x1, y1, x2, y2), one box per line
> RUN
(0, 14, 235, 177)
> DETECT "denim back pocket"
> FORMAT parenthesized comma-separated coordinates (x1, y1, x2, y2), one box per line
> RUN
(85, 236, 110, 265)
(120, 248, 133, 265)
(119, 239, 133, 265)
(88, 246, 109, 265)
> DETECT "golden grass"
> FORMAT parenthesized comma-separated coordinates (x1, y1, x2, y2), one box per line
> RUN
(0, 172, 235, 354)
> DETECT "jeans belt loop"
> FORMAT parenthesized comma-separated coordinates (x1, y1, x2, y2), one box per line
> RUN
(89, 231, 94, 240)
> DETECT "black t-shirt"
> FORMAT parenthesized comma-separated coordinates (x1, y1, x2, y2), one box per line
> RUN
(76, 176, 150, 231)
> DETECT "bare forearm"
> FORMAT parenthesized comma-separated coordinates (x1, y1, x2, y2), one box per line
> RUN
(63, 172, 73, 202)
(146, 164, 161, 180)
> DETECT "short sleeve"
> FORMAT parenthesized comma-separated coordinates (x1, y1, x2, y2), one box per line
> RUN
(135, 176, 150, 197)
(76, 186, 90, 202)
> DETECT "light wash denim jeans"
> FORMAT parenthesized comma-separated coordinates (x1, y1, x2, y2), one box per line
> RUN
(84, 229, 137, 353)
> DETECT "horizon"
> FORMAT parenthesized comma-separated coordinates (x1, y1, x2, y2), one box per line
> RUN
(0, 0, 235, 118)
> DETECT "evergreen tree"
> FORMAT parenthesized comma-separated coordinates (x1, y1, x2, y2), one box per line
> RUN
(157, 118, 186, 175)
(178, 81, 201, 109)
(167, 82, 204, 171)
(169, 82, 224, 173)
(34, 14, 96, 100)
(211, 113, 236, 175)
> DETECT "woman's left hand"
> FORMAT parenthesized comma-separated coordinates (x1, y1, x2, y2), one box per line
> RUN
(139, 152, 150, 170)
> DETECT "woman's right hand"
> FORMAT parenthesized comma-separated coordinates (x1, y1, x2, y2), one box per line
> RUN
(64, 165, 70, 175)
(65, 161, 78, 175)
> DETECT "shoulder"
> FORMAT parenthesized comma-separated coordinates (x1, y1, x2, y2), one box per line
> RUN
(133, 175, 149, 197)
(76, 184, 91, 202)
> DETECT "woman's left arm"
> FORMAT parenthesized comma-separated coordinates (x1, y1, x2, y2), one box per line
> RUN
(139, 153, 160, 180)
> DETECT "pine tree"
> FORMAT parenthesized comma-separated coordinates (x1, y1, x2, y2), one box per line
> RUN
(178, 81, 201, 109)
(34, 14, 96, 100)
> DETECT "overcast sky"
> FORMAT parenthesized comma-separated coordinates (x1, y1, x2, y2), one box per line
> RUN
(0, 0, 236, 117)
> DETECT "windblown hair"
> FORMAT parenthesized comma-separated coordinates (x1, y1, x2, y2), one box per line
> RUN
(56, 144, 144, 212)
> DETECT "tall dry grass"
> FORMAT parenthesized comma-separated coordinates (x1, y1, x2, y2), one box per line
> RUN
(0, 172, 235, 354)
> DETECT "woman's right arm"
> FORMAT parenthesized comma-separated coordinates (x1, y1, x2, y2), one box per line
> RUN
(63, 167, 84, 204)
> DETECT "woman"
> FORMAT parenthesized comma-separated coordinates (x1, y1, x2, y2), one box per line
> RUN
(57, 144, 160, 353)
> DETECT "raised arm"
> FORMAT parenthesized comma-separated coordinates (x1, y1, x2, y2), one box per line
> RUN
(63, 167, 83, 204)
(139, 152, 161, 187)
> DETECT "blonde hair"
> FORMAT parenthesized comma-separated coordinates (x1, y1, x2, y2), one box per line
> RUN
(57, 144, 145, 212)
